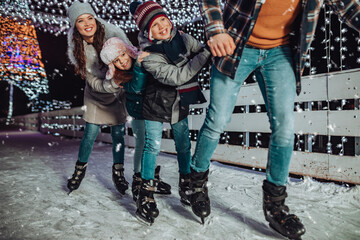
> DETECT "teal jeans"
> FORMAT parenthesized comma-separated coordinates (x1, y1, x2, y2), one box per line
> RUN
(141, 118, 191, 180)
(78, 122, 125, 164)
(131, 119, 145, 173)
(191, 45, 296, 186)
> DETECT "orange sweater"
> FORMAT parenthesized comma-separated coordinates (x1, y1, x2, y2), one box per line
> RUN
(247, 0, 301, 49)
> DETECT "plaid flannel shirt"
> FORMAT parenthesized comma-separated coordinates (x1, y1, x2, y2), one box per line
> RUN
(197, 0, 360, 94)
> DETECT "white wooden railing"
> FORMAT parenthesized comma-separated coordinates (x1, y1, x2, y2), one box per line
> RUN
(3, 69, 359, 184)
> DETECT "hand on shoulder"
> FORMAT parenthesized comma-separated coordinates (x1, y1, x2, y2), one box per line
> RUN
(137, 51, 150, 63)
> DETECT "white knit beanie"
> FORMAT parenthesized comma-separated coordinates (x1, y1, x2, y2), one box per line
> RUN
(100, 37, 140, 79)
(67, 1, 97, 27)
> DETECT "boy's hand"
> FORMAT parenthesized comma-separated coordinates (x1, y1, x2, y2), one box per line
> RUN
(207, 33, 236, 57)
(137, 51, 150, 63)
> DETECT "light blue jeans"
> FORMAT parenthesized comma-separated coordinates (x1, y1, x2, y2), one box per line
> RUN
(141, 118, 191, 180)
(131, 119, 145, 173)
(78, 122, 125, 164)
(191, 45, 296, 186)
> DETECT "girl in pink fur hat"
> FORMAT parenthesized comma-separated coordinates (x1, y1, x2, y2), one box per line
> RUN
(100, 37, 172, 202)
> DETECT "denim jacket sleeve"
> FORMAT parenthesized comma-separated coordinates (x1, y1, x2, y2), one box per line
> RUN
(326, 0, 360, 31)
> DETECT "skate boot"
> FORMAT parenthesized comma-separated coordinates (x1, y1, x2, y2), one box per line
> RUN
(263, 180, 306, 240)
(136, 179, 159, 225)
(132, 172, 142, 202)
(112, 163, 129, 195)
(67, 161, 87, 194)
(154, 165, 171, 195)
(179, 173, 191, 206)
(189, 169, 210, 224)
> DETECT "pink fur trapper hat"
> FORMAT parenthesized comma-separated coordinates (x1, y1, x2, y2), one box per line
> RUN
(100, 37, 139, 79)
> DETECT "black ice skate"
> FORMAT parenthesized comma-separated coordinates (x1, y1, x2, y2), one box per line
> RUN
(154, 165, 171, 195)
(67, 161, 88, 195)
(189, 169, 210, 224)
(262, 180, 306, 240)
(112, 163, 129, 195)
(179, 173, 191, 206)
(132, 172, 142, 202)
(136, 179, 159, 225)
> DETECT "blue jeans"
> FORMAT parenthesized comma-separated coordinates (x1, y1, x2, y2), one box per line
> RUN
(141, 118, 191, 180)
(191, 45, 296, 186)
(131, 119, 145, 173)
(78, 122, 125, 164)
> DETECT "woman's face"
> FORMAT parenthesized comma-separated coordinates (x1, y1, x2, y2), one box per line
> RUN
(75, 14, 97, 43)
(113, 51, 132, 70)
(150, 16, 172, 41)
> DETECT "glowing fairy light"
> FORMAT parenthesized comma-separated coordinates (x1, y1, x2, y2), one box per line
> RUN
(0, 14, 50, 111)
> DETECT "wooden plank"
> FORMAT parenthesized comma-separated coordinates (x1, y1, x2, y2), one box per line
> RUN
(189, 111, 328, 135)
(328, 110, 360, 137)
(328, 70, 360, 100)
(328, 154, 360, 184)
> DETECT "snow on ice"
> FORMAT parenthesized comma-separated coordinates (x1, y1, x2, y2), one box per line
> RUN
(0, 130, 359, 240)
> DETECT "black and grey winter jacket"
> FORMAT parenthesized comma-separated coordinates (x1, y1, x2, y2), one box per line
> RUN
(139, 28, 210, 124)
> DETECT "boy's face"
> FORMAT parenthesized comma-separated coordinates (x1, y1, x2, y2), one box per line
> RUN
(150, 16, 172, 41)
(75, 14, 97, 43)
(113, 51, 132, 70)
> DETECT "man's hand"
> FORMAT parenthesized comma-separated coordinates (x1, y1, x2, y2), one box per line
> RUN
(207, 33, 236, 57)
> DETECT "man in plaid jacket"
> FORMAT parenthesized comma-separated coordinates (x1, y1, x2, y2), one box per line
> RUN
(188, 0, 359, 238)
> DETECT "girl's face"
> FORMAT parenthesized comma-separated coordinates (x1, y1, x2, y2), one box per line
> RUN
(113, 51, 132, 70)
(150, 16, 172, 41)
(75, 14, 97, 43)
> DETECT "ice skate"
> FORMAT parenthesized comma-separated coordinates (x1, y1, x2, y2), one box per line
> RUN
(67, 161, 88, 195)
(154, 165, 171, 195)
(136, 179, 159, 225)
(112, 163, 128, 195)
(179, 173, 191, 206)
(263, 180, 306, 240)
(189, 169, 210, 224)
(132, 172, 142, 202)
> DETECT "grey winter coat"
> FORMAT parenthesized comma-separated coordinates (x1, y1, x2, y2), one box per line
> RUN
(139, 28, 210, 124)
(67, 19, 131, 125)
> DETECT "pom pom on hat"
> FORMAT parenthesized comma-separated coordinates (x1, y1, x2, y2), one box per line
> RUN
(67, 1, 96, 27)
(129, 1, 142, 15)
(100, 37, 140, 79)
(129, 0, 172, 40)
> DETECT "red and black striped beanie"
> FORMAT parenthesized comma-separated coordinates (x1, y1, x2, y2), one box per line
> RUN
(129, 1, 171, 34)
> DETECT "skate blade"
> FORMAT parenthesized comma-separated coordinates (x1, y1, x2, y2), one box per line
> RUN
(115, 187, 128, 195)
(180, 199, 191, 207)
(269, 223, 303, 240)
(117, 190, 126, 196)
(135, 212, 154, 226)
(154, 190, 171, 195)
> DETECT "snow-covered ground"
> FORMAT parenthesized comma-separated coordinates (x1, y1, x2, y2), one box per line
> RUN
(0, 129, 359, 240)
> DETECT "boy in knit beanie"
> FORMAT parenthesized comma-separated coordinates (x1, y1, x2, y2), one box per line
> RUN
(129, 1, 210, 225)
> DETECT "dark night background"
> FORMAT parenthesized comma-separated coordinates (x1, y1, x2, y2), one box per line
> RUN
(0, 8, 359, 118)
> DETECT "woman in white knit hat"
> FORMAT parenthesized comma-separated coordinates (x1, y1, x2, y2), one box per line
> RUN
(66, 1, 132, 195)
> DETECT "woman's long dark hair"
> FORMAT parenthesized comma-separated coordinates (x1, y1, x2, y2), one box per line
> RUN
(72, 19, 105, 79)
